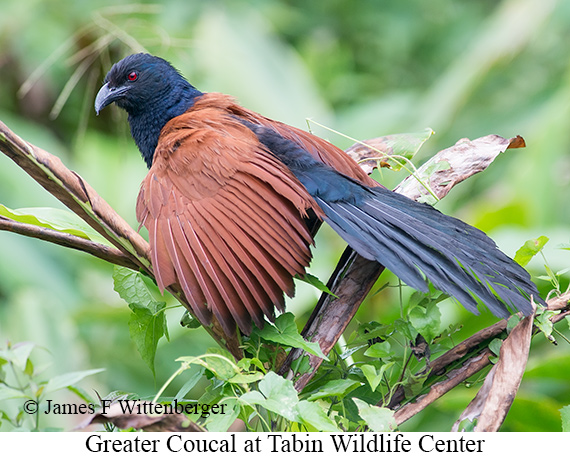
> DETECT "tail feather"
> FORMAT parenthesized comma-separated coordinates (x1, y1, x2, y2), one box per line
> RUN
(248, 121, 541, 318)
(316, 186, 540, 317)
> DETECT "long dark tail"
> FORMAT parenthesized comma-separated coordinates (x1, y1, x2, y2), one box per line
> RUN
(315, 185, 539, 317)
(250, 122, 541, 318)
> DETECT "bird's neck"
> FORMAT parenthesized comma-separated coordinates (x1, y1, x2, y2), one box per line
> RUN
(128, 83, 202, 168)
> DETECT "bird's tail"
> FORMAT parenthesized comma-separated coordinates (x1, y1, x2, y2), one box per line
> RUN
(315, 185, 540, 318)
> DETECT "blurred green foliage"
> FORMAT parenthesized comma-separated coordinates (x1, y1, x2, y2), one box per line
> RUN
(0, 0, 569, 431)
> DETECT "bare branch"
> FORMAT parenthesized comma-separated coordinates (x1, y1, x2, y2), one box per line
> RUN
(0, 215, 139, 270)
(0, 121, 150, 268)
(394, 349, 494, 425)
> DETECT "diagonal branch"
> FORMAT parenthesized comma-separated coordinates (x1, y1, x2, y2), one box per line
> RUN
(0, 120, 151, 268)
(0, 214, 139, 270)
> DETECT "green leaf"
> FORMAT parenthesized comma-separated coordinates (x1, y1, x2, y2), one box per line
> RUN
(296, 273, 337, 297)
(560, 405, 570, 432)
(197, 382, 226, 407)
(405, 371, 430, 396)
(24, 358, 34, 377)
(514, 236, 549, 267)
(255, 313, 327, 360)
(535, 310, 556, 339)
(43, 368, 104, 395)
(66, 385, 97, 405)
(307, 378, 362, 401)
(128, 303, 168, 376)
(363, 341, 392, 359)
(0, 342, 36, 371)
(394, 319, 417, 341)
(237, 357, 266, 374)
(0, 386, 29, 402)
(0, 205, 109, 245)
(360, 362, 395, 392)
(180, 310, 202, 329)
(375, 128, 435, 171)
(113, 266, 166, 315)
(507, 315, 521, 333)
(296, 400, 340, 431)
(174, 367, 205, 402)
(201, 348, 240, 381)
(339, 344, 368, 360)
(177, 352, 239, 383)
(409, 303, 441, 342)
(114, 266, 169, 375)
(544, 264, 557, 283)
(352, 398, 396, 432)
(239, 372, 299, 421)
(488, 338, 503, 357)
(349, 321, 391, 345)
(360, 364, 382, 392)
(205, 399, 240, 432)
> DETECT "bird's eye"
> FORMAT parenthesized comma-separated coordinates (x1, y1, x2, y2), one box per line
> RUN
(127, 71, 138, 82)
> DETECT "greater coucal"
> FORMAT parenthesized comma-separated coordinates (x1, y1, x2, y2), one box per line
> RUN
(95, 53, 541, 335)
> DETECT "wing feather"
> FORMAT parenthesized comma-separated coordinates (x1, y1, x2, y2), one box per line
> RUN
(137, 108, 318, 333)
(193, 197, 290, 313)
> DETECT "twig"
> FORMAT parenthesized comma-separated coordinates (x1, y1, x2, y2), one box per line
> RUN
(387, 320, 508, 410)
(0, 215, 138, 270)
(394, 349, 493, 425)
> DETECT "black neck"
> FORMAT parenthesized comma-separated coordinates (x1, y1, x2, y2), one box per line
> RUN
(128, 84, 202, 168)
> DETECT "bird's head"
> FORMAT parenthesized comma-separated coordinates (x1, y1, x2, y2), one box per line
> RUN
(95, 53, 191, 115)
(95, 53, 201, 167)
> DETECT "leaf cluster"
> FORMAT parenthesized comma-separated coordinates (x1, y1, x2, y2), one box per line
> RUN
(0, 342, 102, 431)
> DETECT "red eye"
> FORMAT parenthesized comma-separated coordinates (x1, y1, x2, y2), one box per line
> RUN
(127, 71, 138, 81)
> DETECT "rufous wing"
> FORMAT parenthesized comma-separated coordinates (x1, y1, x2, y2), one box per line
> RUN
(136, 109, 320, 334)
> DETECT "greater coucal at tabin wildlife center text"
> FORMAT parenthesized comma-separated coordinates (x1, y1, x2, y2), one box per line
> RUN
(95, 53, 543, 335)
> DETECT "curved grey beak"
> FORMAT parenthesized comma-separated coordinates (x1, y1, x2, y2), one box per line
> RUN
(94, 82, 129, 115)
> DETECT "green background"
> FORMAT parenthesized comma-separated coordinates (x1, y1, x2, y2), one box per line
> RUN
(0, 0, 568, 431)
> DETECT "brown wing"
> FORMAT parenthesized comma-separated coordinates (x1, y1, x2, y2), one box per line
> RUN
(136, 107, 320, 334)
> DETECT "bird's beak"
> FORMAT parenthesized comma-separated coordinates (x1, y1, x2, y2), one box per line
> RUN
(94, 82, 129, 115)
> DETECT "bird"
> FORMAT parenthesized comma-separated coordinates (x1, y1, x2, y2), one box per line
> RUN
(95, 53, 542, 335)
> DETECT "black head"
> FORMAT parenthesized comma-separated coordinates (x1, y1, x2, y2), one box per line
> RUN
(95, 53, 202, 167)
